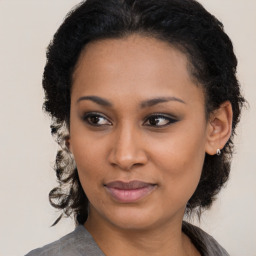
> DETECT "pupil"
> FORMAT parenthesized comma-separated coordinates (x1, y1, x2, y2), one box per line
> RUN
(91, 116, 99, 123)
(150, 117, 159, 125)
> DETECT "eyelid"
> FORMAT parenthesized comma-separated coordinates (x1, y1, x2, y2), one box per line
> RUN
(143, 113, 178, 127)
(82, 112, 112, 126)
(81, 111, 178, 128)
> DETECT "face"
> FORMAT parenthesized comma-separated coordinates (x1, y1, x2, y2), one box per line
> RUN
(69, 35, 210, 231)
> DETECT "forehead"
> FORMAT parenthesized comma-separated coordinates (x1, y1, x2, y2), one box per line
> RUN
(73, 34, 190, 82)
(72, 34, 204, 106)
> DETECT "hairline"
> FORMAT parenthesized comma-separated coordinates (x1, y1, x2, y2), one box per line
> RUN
(70, 31, 210, 122)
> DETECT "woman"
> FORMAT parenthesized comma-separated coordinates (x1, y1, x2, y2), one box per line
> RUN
(26, 0, 245, 255)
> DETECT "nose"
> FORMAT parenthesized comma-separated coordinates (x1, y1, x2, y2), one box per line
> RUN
(108, 124, 148, 171)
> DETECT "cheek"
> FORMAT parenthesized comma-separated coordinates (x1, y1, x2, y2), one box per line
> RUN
(70, 114, 105, 172)
(70, 131, 107, 193)
(74, 148, 106, 208)
(72, 140, 105, 178)
(151, 127, 206, 202)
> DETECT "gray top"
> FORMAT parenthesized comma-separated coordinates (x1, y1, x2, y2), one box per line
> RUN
(25, 222, 229, 256)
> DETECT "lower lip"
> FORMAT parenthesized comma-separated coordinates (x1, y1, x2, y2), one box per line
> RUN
(105, 185, 156, 203)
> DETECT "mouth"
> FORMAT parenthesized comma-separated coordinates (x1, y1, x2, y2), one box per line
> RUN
(104, 180, 157, 203)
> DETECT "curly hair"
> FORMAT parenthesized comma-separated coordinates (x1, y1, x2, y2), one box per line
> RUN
(43, 0, 245, 225)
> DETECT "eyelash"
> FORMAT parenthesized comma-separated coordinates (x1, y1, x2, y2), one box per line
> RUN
(82, 112, 178, 128)
(82, 112, 112, 127)
(143, 113, 178, 127)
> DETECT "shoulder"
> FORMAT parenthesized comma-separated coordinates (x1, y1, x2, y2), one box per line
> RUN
(25, 225, 105, 256)
(182, 221, 230, 256)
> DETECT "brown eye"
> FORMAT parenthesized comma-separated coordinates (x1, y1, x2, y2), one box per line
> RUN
(144, 114, 177, 127)
(82, 113, 112, 126)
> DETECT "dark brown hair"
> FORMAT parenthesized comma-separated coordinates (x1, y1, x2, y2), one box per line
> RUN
(43, 0, 245, 225)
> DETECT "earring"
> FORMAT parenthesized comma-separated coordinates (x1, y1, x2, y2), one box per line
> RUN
(216, 149, 221, 156)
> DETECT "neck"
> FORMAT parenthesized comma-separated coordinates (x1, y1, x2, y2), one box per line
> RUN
(84, 212, 198, 256)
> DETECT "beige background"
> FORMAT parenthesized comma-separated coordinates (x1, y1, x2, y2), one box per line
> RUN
(0, 1, 255, 255)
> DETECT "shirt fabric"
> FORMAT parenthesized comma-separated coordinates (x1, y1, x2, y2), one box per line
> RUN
(25, 222, 229, 256)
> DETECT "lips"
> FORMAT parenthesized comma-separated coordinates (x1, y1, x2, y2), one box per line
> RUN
(104, 180, 156, 203)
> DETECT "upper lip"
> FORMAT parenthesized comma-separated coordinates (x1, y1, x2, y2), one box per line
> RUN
(104, 180, 155, 190)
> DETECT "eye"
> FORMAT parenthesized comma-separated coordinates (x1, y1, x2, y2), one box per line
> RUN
(82, 112, 112, 126)
(143, 114, 177, 127)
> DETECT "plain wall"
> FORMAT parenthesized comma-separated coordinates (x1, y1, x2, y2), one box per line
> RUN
(0, 1, 255, 255)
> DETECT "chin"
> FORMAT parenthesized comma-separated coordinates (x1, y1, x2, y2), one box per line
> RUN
(103, 206, 174, 232)
(110, 215, 158, 231)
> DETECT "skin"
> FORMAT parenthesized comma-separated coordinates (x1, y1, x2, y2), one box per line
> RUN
(69, 35, 232, 256)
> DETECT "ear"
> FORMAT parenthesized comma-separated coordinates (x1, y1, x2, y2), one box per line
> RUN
(205, 101, 233, 155)
(65, 135, 73, 153)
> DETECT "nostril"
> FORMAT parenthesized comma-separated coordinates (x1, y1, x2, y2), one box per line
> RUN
(107, 130, 148, 170)
(109, 151, 148, 171)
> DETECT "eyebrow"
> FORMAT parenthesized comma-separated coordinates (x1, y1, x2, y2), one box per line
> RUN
(77, 96, 112, 107)
(77, 95, 186, 108)
(140, 96, 186, 108)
